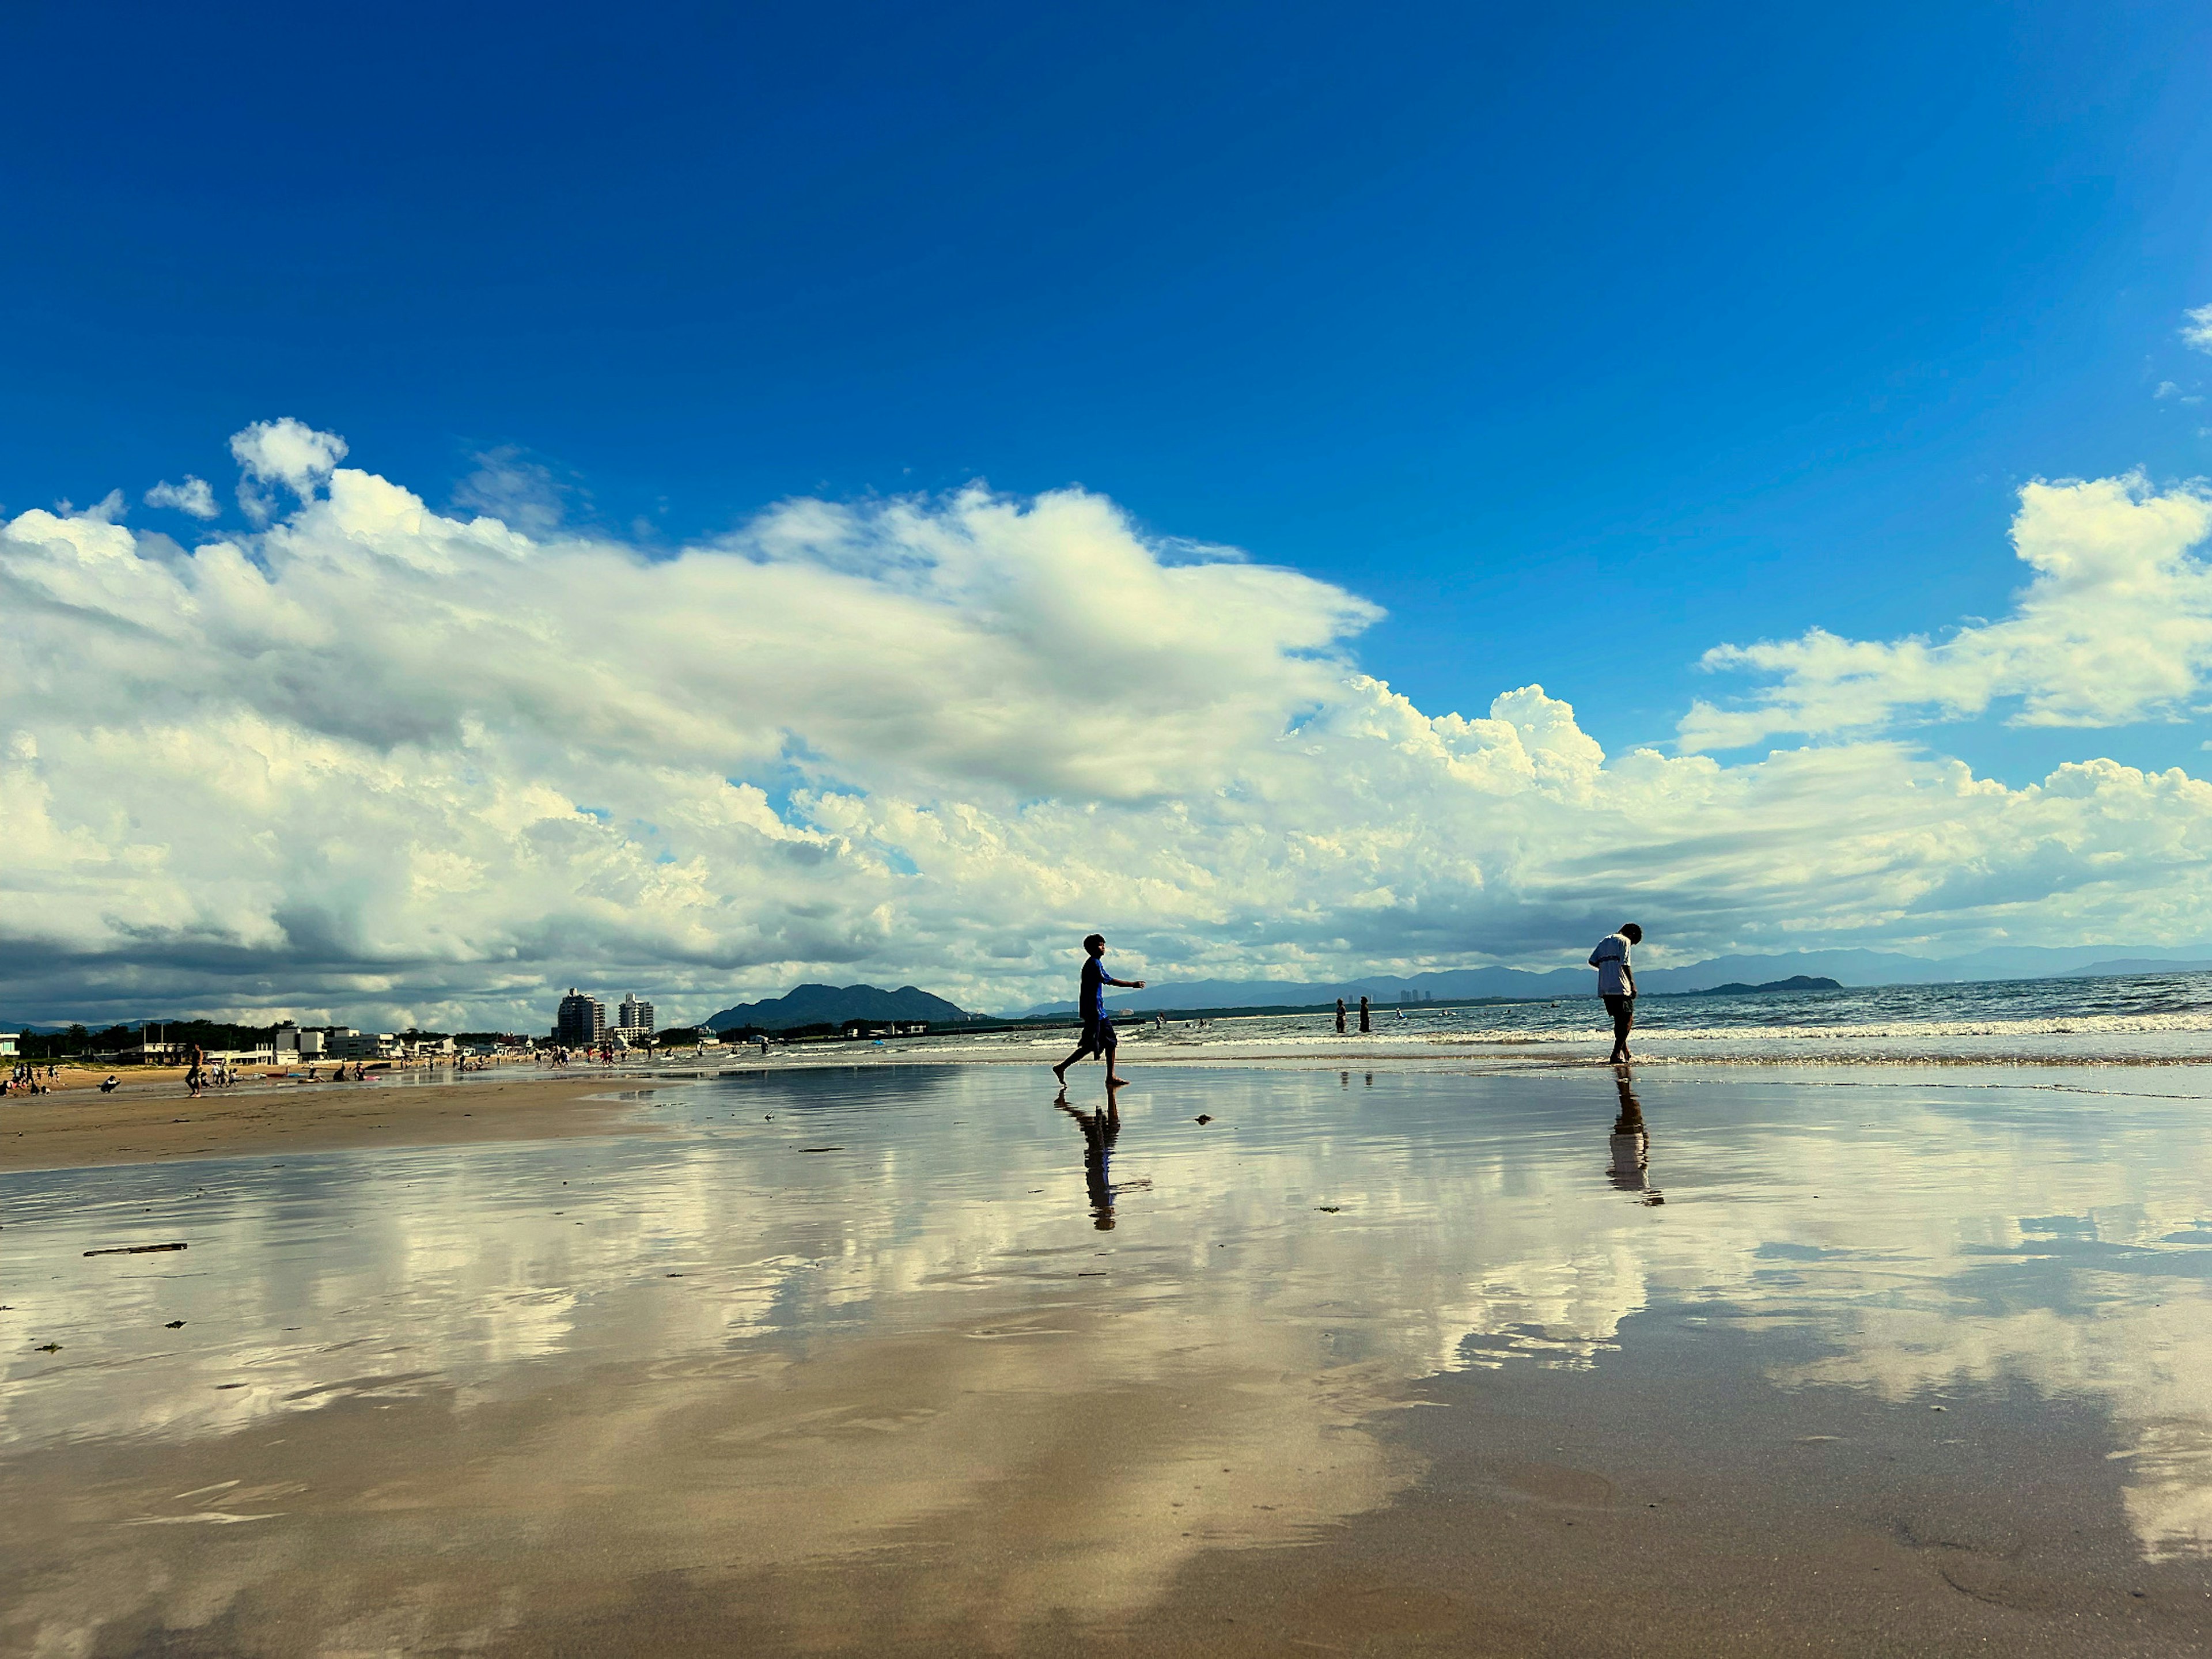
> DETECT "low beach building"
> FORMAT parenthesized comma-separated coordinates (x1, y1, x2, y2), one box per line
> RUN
(274, 1024, 328, 1059)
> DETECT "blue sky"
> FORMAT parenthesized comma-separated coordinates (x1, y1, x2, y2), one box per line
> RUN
(9, 1, 2209, 775)
(5, 3, 2212, 1022)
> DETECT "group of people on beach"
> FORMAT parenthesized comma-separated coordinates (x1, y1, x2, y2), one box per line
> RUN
(541, 1045, 619, 1069)
(4, 1062, 59, 1097)
(183, 1047, 255, 1095)
(1049, 921, 1649, 1092)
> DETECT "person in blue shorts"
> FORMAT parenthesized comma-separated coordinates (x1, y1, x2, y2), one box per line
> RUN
(1053, 933, 1146, 1087)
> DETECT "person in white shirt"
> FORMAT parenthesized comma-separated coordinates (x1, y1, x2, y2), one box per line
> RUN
(1588, 922, 1643, 1063)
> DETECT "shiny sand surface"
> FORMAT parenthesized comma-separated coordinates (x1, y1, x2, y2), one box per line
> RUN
(3, 1063, 2209, 1654)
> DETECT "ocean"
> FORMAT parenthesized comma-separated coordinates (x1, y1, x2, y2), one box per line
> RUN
(881, 968, 2212, 1066)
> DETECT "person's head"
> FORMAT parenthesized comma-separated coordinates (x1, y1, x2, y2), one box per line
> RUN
(1083, 933, 1105, 956)
(1621, 922, 1643, 944)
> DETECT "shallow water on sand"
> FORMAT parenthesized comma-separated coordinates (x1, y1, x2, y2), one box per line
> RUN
(4, 1063, 2210, 1652)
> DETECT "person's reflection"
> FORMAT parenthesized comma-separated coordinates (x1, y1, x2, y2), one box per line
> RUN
(1609, 1067, 1664, 1205)
(1056, 1094, 1122, 1229)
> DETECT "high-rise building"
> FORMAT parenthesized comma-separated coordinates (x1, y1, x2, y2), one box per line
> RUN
(555, 988, 606, 1047)
(616, 994, 656, 1036)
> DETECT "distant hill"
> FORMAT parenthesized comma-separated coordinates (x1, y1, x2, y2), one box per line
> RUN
(2071, 958, 2212, 979)
(700, 983, 969, 1032)
(1684, 976, 1842, 996)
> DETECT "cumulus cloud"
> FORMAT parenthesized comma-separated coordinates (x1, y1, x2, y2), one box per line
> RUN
(2185, 303, 2212, 354)
(144, 476, 219, 519)
(230, 418, 347, 523)
(1682, 474, 2212, 748)
(4, 427, 2212, 1028)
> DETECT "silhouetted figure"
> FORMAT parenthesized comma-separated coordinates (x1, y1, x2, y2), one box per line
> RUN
(1335, 998, 1347, 1034)
(1609, 1068, 1662, 1205)
(1589, 922, 1643, 1062)
(1358, 995, 1372, 1033)
(1056, 1096, 1122, 1229)
(1052, 933, 1146, 1087)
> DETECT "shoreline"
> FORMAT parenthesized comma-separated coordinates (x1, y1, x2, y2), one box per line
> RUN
(6, 1046, 2209, 1176)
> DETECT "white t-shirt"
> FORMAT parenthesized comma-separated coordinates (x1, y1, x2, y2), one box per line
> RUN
(1589, 933, 1633, 996)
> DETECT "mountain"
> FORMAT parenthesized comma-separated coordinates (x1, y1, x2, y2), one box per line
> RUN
(1011, 946, 2212, 1017)
(699, 983, 969, 1032)
(1684, 976, 1843, 996)
(2070, 958, 2212, 978)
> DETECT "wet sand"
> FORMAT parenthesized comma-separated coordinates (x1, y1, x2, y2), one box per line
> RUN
(5, 1281, 2202, 1655)
(0, 1050, 1542, 1177)
(13, 1014, 2196, 1178)
(3, 1063, 2208, 1653)
(0, 1068, 644, 1172)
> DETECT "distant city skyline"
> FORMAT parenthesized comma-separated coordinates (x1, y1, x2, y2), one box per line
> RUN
(3, 3, 2212, 1029)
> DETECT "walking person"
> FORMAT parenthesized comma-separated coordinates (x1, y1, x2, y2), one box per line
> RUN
(1052, 934, 1146, 1088)
(1335, 998, 1346, 1035)
(1589, 922, 1643, 1063)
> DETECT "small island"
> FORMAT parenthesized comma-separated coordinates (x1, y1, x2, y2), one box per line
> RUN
(1686, 975, 1843, 996)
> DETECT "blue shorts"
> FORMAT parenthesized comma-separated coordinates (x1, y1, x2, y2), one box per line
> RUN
(1078, 1016, 1116, 1055)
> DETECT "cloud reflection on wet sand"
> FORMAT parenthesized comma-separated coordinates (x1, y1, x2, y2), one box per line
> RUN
(1, 1064, 2208, 1651)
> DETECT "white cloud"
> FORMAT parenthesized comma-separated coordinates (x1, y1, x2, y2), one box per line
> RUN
(229, 418, 347, 524)
(4, 434, 2212, 1028)
(1683, 473, 2212, 748)
(2184, 303, 2212, 354)
(144, 476, 219, 520)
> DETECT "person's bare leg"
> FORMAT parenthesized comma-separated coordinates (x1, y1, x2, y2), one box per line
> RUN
(1104, 1035, 1127, 1086)
(1052, 1042, 1088, 1085)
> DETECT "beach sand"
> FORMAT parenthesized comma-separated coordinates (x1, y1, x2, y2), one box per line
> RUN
(0, 1045, 1541, 1177)
(0, 1066, 646, 1173)
(4, 1273, 2202, 1656)
(3, 1062, 2207, 1654)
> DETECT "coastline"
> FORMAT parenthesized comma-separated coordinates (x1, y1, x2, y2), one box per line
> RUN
(9, 1035, 2212, 1175)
